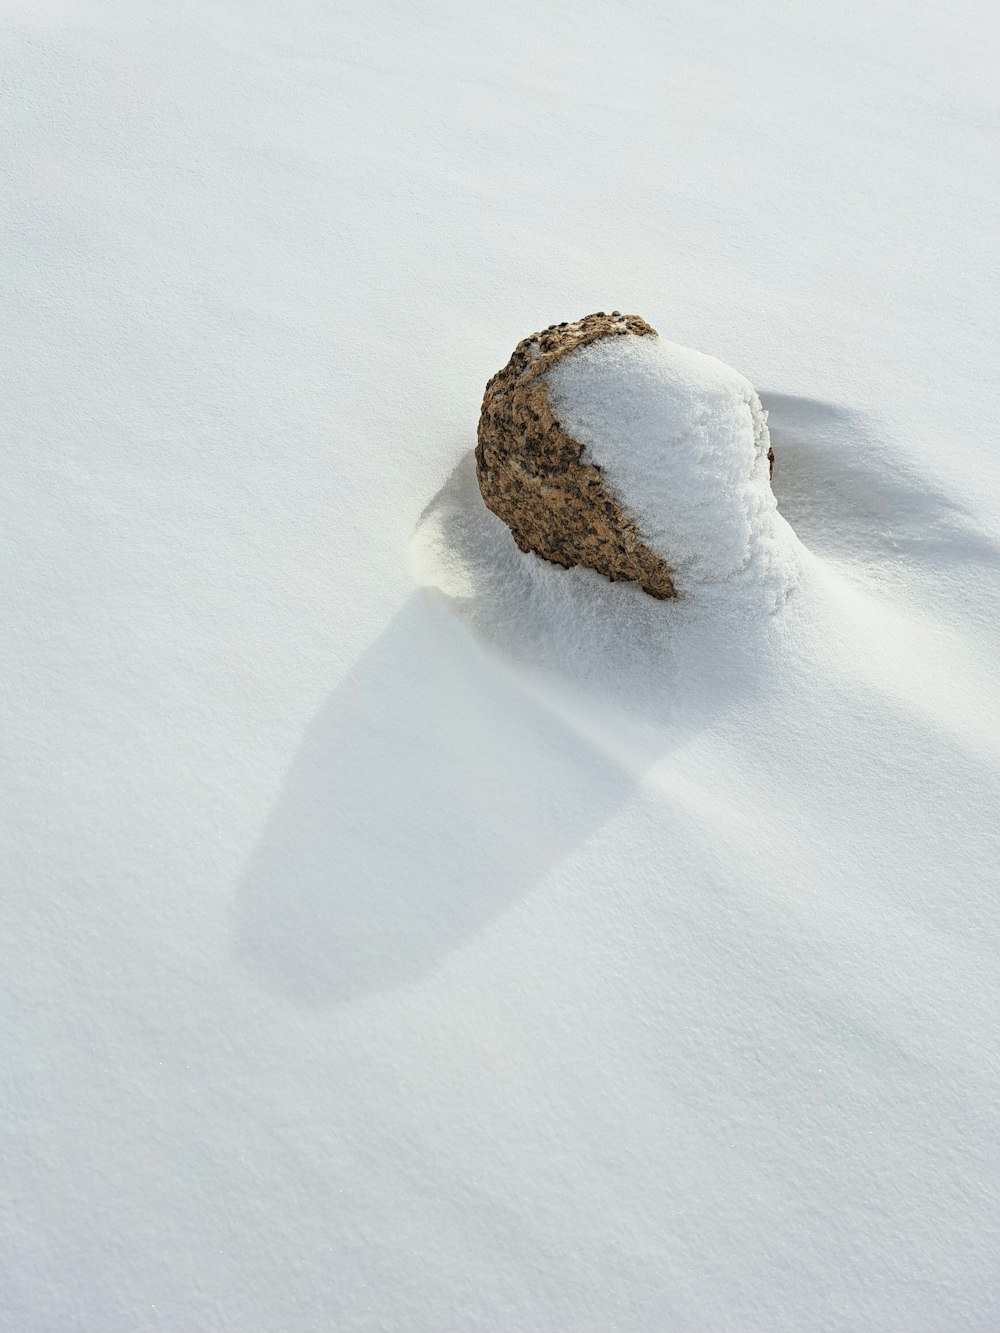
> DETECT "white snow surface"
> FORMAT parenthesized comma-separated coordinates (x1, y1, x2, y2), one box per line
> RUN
(3, 1, 1000, 1331)
(546, 333, 795, 597)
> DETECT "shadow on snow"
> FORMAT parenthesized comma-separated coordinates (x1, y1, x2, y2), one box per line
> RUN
(233, 393, 1000, 1007)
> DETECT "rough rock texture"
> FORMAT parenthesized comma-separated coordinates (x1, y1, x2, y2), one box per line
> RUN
(475, 312, 678, 599)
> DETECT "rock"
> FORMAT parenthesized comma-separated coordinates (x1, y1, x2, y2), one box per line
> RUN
(476, 312, 780, 600)
(475, 312, 678, 599)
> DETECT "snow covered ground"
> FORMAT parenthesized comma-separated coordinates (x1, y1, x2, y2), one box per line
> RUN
(3, 0, 1000, 1328)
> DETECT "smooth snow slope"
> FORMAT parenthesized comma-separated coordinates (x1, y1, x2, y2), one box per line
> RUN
(3, 1, 1000, 1330)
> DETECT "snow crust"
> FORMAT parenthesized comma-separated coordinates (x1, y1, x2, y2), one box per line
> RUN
(546, 333, 795, 599)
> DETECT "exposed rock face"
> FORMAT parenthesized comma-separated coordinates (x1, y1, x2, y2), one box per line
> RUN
(475, 312, 678, 599)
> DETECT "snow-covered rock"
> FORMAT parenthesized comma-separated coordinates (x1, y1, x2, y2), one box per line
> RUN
(478, 313, 796, 603)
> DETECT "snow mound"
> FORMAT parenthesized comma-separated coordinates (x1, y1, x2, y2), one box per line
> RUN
(412, 451, 798, 733)
(545, 334, 799, 600)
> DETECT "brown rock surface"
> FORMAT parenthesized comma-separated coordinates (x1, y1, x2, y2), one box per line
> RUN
(475, 312, 678, 599)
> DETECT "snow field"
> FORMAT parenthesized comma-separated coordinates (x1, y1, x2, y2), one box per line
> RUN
(3, 0, 1000, 1328)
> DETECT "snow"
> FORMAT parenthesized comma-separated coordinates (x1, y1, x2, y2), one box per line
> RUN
(3, 0, 1000, 1330)
(545, 333, 796, 598)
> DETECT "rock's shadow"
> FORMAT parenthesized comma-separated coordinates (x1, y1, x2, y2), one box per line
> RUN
(763, 392, 1000, 574)
(240, 395, 972, 1009)
(233, 450, 769, 1008)
(235, 395, 1000, 1009)
(233, 593, 647, 1007)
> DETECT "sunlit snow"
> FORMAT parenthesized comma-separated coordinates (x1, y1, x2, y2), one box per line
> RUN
(3, 0, 999, 1330)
